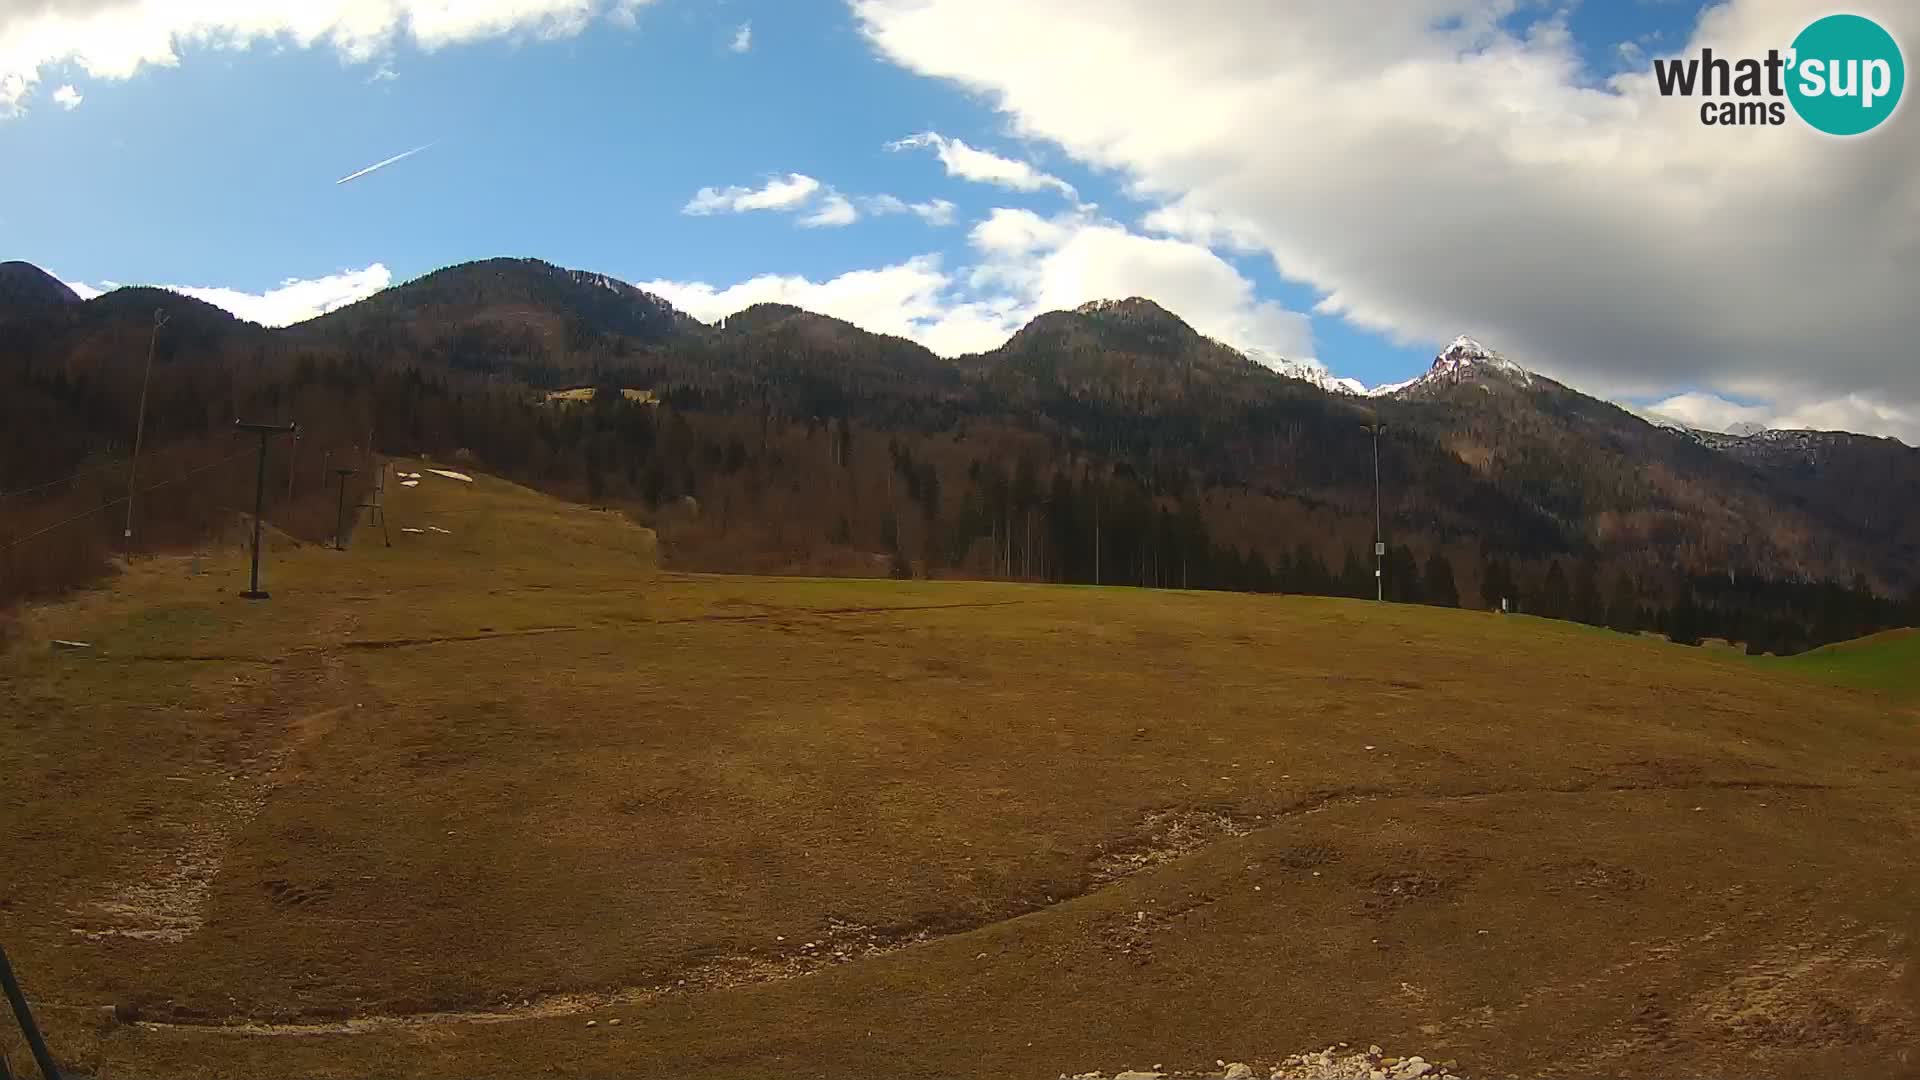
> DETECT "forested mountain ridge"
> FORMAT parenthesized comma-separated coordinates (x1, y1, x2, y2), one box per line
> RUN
(0, 261, 80, 313)
(280, 257, 706, 379)
(3, 256, 1914, 652)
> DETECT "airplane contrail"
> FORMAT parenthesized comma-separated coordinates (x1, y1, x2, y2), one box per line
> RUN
(335, 142, 436, 185)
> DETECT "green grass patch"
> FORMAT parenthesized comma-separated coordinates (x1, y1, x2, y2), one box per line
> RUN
(1757, 627, 1920, 698)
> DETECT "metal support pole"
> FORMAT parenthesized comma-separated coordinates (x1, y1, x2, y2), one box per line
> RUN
(235, 421, 296, 600)
(122, 309, 168, 553)
(286, 430, 301, 504)
(0, 943, 60, 1080)
(333, 468, 357, 551)
(1365, 420, 1388, 602)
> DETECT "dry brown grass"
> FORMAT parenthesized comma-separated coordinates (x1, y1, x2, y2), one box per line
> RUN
(0, 462, 1914, 1080)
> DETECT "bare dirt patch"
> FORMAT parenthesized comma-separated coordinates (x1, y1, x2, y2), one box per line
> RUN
(1091, 809, 1253, 884)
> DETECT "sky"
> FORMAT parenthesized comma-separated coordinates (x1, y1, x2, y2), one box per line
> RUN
(0, 0, 1914, 443)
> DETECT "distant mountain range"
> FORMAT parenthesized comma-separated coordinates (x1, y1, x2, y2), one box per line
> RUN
(4, 255, 1915, 605)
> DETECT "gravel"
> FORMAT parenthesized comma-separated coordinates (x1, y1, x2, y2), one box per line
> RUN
(1063, 1045, 1467, 1080)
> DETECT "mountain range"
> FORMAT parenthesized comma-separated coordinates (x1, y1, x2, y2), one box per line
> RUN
(3, 256, 1916, 629)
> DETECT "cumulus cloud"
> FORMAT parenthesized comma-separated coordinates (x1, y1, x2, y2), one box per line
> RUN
(640, 256, 1019, 356)
(1643, 390, 1918, 444)
(798, 191, 859, 228)
(65, 264, 393, 326)
(1642, 392, 1774, 434)
(643, 206, 1316, 364)
(59, 276, 109, 299)
(683, 173, 822, 215)
(850, 0, 1920, 441)
(50, 82, 80, 107)
(967, 207, 1315, 363)
(729, 21, 751, 53)
(684, 174, 958, 231)
(887, 131, 1077, 199)
(0, 0, 655, 112)
(860, 193, 957, 225)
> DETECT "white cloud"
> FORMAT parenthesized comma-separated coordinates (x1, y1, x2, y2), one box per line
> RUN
(729, 21, 751, 53)
(65, 263, 392, 326)
(966, 207, 1315, 363)
(799, 191, 858, 228)
(887, 131, 1077, 199)
(850, 0, 1920, 441)
(641, 255, 1015, 356)
(683, 173, 822, 215)
(50, 82, 80, 108)
(1643, 390, 1917, 445)
(684, 176, 957, 230)
(59, 276, 109, 299)
(860, 193, 957, 225)
(0, 0, 655, 113)
(910, 198, 956, 226)
(1774, 396, 1918, 444)
(1643, 392, 1773, 434)
(643, 206, 1316, 364)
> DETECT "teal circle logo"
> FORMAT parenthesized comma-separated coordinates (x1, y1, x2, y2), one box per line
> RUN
(1787, 14, 1904, 135)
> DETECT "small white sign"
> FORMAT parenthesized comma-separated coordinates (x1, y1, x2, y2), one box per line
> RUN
(1374, 542, 1386, 556)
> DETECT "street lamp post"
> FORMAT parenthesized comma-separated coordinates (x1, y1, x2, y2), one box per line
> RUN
(123, 308, 169, 552)
(1363, 420, 1388, 601)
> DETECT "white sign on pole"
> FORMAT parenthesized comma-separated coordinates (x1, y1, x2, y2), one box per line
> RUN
(1374, 542, 1386, 556)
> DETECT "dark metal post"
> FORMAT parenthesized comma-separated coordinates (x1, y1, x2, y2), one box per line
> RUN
(123, 309, 169, 553)
(235, 421, 296, 600)
(0, 943, 60, 1080)
(333, 468, 357, 551)
(1363, 420, 1388, 601)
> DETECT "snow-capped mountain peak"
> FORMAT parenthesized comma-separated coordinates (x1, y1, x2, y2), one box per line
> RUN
(1373, 335, 1535, 397)
(1428, 335, 1532, 383)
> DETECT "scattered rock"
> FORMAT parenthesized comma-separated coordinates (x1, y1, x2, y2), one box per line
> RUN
(1075, 1045, 1465, 1080)
(584, 1019, 596, 1027)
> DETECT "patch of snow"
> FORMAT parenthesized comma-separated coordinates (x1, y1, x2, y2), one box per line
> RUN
(1244, 347, 1368, 396)
(426, 469, 474, 483)
(401, 527, 425, 534)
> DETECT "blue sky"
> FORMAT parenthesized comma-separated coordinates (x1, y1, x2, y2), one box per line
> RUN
(3, 0, 1913, 442)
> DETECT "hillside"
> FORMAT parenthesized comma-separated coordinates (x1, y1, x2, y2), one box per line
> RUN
(1693, 428, 1920, 568)
(0, 260, 81, 313)
(2, 463, 1915, 1080)
(283, 257, 708, 377)
(1373, 338, 1887, 590)
(2, 257, 1915, 654)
